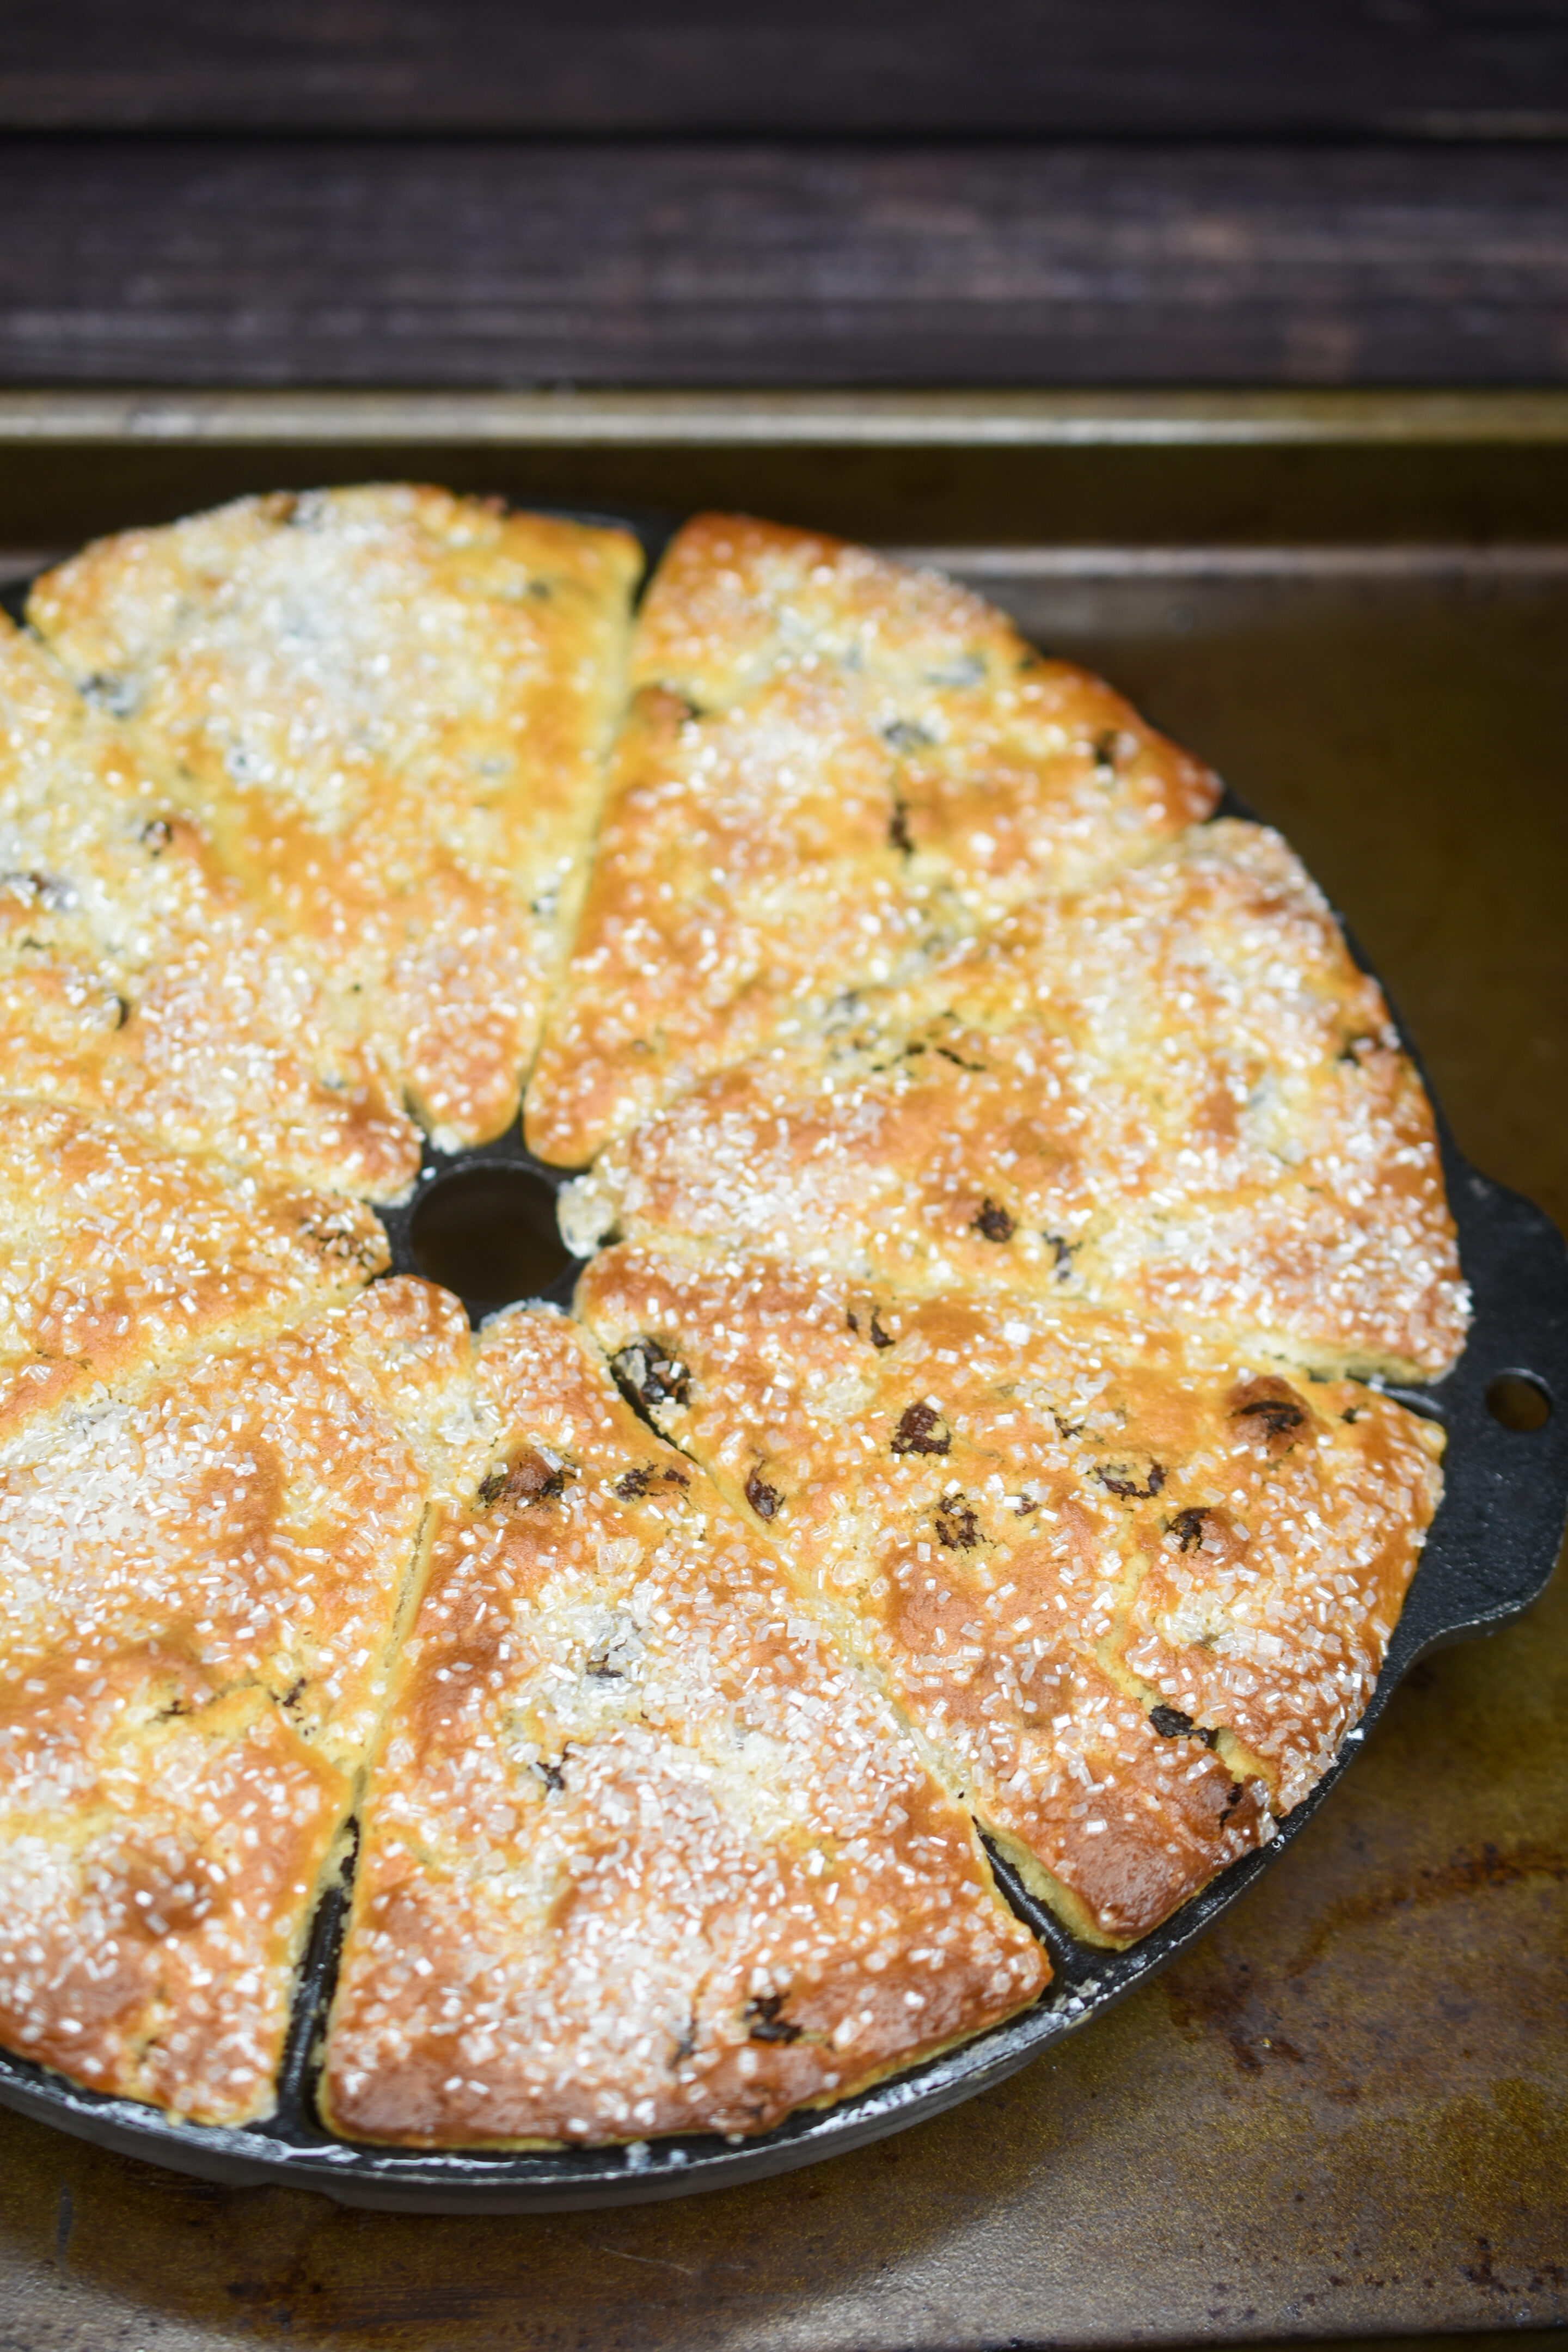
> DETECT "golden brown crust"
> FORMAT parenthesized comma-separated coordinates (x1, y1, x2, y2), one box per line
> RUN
(563, 820, 1466, 1381)
(0, 492, 1467, 2142)
(0, 1278, 474, 2123)
(0, 617, 419, 1196)
(0, 1096, 388, 1444)
(322, 1309, 1046, 2147)
(575, 1247, 1444, 1943)
(526, 514, 1216, 1165)
(31, 488, 642, 1148)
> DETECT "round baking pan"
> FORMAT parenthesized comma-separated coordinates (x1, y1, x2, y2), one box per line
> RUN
(0, 534, 1564, 2213)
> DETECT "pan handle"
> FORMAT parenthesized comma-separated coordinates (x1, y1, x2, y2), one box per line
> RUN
(1389, 1159, 1568, 1668)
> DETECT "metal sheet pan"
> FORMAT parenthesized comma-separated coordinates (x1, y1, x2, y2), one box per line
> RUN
(0, 394, 1563, 2339)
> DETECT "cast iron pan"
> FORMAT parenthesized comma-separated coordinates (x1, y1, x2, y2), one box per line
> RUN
(0, 528, 1564, 2213)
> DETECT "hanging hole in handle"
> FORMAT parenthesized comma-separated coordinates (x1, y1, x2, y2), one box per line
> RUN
(1485, 1371, 1552, 1434)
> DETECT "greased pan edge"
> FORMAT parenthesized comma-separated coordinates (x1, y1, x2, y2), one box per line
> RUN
(0, 533, 1563, 2212)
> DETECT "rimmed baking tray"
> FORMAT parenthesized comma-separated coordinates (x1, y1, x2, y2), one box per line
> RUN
(0, 427, 1564, 2213)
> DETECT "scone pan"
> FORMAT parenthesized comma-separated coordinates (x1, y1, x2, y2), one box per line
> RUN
(0, 556, 1565, 2213)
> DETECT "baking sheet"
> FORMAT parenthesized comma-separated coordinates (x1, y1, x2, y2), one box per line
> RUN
(0, 400, 1563, 2341)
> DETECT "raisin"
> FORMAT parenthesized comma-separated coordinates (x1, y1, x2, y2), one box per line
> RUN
(1150, 1704, 1218, 1749)
(81, 672, 137, 719)
(935, 1496, 981, 1549)
(1239, 1398, 1305, 1437)
(140, 817, 174, 852)
(478, 1447, 574, 1509)
(891, 1401, 951, 1456)
(884, 720, 934, 754)
(1, 869, 72, 910)
(849, 1304, 897, 1351)
(889, 799, 912, 854)
(1044, 1234, 1075, 1279)
(744, 1994, 802, 2044)
(746, 1468, 782, 1520)
(538, 1758, 565, 1793)
(1229, 1377, 1309, 1448)
(615, 1466, 653, 1498)
(611, 1339, 690, 1413)
(1096, 1462, 1166, 1500)
(1168, 1507, 1210, 1552)
(973, 1197, 1015, 1244)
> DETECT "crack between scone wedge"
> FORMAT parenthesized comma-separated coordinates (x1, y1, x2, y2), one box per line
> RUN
(318, 1304, 1047, 2152)
(555, 814, 1469, 1390)
(0, 1273, 483, 2126)
(572, 1242, 1447, 1955)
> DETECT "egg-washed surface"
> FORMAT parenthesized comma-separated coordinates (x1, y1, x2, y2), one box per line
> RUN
(0, 1278, 475, 2125)
(525, 513, 1217, 1166)
(562, 820, 1466, 1381)
(0, 1097, 388, 1444)
(0, 489, 1465, 2154)
(577, 1247, 1445, 1944)
(0, 617, 419, 1198)
(323, 1308, 1046, 2148)
(30, 488, 642, 1149)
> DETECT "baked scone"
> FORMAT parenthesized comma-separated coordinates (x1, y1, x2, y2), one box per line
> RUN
(0, 616, 418, 1197)
(0, 1278, 474, 2124)
(0, 1096, 387, 1443)
(323, 1308, 1047, 2147)
(0, 491, 1466, 2154)
(576, 1247, 1445, 1943)
(30, 489, 642, 1149)
(561, 820, 1466, 1381)
(525, 514, 1218, 1165)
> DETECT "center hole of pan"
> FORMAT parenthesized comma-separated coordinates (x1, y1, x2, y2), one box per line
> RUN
(408, 1163, 573, 1311)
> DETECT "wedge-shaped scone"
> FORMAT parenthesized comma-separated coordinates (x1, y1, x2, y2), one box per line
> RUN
(577, 1250, 1445, 1945)
(564, 820, 1467, 1381)
(526, 514, 1217, 1163)
(0, 1097, 388, 1443)
(0, 616, 417, 1196)
(30, 488, 642, 1147)
(323, 1308, 1046, 2148)
(0, 1278, 476, 2124)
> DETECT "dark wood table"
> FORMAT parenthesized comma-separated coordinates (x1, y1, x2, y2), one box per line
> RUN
(4, 0, 1568, 389)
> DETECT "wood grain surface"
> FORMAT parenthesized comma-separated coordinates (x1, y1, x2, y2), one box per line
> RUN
(5, 0, 1567, 139)
(4, 138, 1568, 387)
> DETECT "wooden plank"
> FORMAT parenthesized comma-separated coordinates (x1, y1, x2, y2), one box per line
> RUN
(2, 140, 1567, 388)
(3, 0, 1567, 138)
